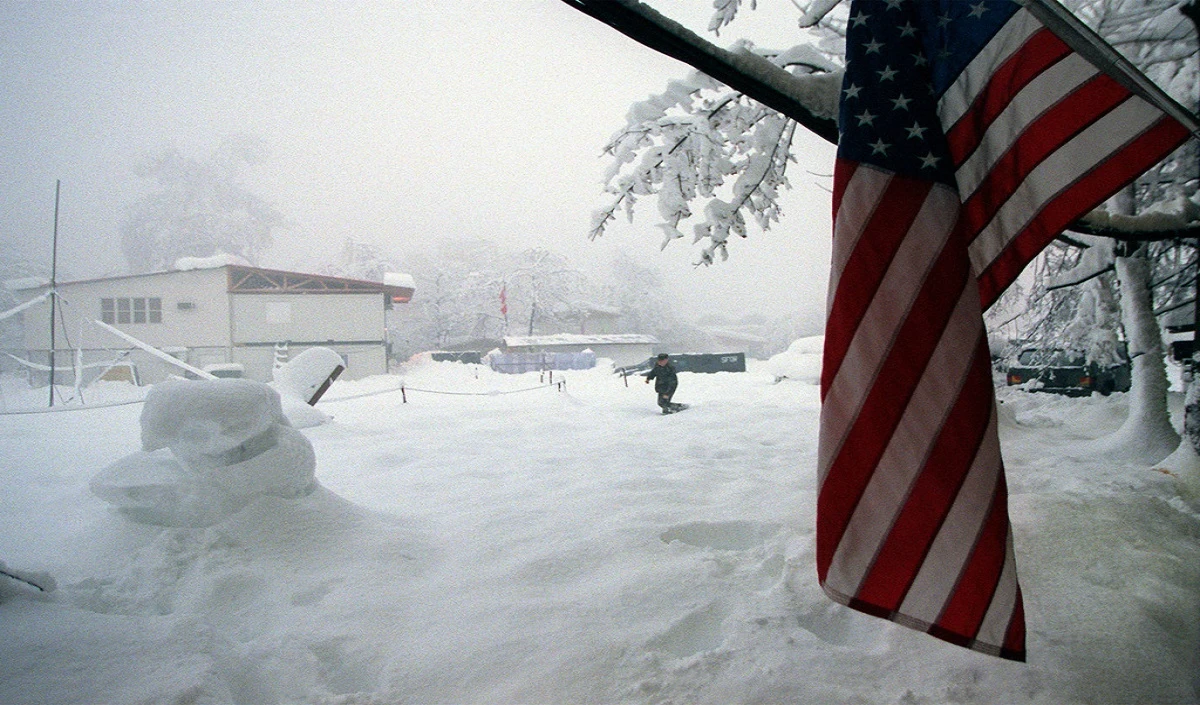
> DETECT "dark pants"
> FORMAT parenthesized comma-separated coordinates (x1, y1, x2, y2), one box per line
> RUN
(657, 384, 677, 411)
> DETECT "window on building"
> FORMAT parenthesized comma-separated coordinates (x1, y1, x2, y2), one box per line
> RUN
(101, 297, 163, 325)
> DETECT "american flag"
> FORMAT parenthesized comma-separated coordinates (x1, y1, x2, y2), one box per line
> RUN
(819, 0, 1190, 661)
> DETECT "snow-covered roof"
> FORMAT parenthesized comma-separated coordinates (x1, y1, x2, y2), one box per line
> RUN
(698, 327, 768, 344)
(504, 334, 657, 348)
(15, 265, 414, 301)
(384, 272, 416, 289)
(173, 253, 252, 271)
(576, 302, 622, 316)
(3, 276, 49, 291)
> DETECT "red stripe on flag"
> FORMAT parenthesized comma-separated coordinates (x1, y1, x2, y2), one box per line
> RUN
(944, 28, 1071, 161)
(817, 228, 970, 580)
(821, 174, 935, 394)
(976, 116, 1191, 307)
(821, 0, 1189, 661)
(831, 158, 858, 223)
(931, 476, 1013, 642)
(853, 338, 995, 611)
(1003, 593, 1027, 660)
(958, 73, 1131, 236)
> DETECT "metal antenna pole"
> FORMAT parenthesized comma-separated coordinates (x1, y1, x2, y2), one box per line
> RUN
(48, 180, 60, 408)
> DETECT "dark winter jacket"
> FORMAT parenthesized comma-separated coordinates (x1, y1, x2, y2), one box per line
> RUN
(644, 362, 678, 394)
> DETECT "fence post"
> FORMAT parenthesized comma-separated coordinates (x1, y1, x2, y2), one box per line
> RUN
(401, 383, 407, 404)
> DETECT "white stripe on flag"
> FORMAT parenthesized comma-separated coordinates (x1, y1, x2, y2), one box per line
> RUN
(974, 527, 1021, 649)
(938, 8, 1043, 128)
(952, 53, 1099, 198)
(968, 96, 1165, 274)
(818, 183, 959, 485)
(824, 280, 983, 598)
(898, 407, 1003, 624)
(829, 164, 894, 297)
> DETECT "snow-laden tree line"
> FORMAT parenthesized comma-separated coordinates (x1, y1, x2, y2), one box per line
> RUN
(576, 0, 1200, 468)
(321, 234, 812, 362)
(0, 134, 814, 373)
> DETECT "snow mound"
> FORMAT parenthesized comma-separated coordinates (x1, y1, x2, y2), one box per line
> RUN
(764, 336, 823, 383)
(269, 347, 345, 427)
(91, 379, 317, 527)
(272, 347, 344, 405)
(0, 559, 55, 598)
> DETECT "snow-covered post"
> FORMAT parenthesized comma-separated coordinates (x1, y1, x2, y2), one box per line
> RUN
(1185, 311, 1200, 456)
(1187, 229, 1200, 457)
(1182, 2, 1200, 459)
(1108, 246, 1180, 462)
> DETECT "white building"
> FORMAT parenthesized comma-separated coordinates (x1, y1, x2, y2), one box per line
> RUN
(502, 333, 657, 368)
(14, 264, 414, 384)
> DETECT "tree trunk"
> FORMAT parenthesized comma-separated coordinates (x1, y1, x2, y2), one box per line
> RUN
(1100, 253, 1180, 463)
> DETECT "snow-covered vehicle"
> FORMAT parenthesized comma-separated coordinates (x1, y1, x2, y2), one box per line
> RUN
(1005, 346, 1131, 397)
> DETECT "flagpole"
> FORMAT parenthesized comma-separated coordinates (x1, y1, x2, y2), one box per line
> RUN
(47, 180, 60, 408)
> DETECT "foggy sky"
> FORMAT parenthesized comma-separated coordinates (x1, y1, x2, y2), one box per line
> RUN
(0, 0, 836, 323)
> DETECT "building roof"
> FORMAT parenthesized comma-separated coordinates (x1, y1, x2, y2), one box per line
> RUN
(225, 266, 412, 301)
(503, 333, 658, 348)
(699, 326, 769, 344)
(12, 264, 415, 303)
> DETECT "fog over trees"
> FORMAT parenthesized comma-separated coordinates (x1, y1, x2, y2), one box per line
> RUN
(8, 0, 1195, 389)
(119, 135, 287, 274)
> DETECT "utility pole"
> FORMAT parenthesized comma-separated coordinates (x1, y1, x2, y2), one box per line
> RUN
(47, 180, 60, 408)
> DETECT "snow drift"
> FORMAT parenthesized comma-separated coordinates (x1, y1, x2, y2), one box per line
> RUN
(0, 362, 1197, 704)
(91, 379, 317, 527)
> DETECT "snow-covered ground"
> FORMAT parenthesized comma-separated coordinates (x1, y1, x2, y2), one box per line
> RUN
(1, 353, 1198, 705)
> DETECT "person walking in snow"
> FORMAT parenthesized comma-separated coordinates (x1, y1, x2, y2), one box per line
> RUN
(644, 353, 681, 414)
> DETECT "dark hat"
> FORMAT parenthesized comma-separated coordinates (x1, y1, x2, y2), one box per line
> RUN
(656, 353, 669, 360)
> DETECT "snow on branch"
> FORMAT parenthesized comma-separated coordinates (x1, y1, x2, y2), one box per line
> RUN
(594, 82, 802, 264)
(566, 0, 842, 264)
(797, 0, 844, 28)
(560, 0, 840, 143)
(1073, 195, 1200, 241)
(1046, 235, 1114, 291)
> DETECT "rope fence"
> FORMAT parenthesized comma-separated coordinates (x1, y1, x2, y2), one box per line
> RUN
(322, 375, 567, 404)
(0, 397, 147, 416)
(1, 373, 570, 414)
